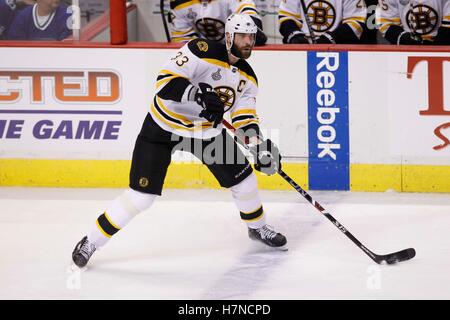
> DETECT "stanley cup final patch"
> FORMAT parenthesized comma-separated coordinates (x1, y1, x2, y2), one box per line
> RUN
(211, 68, 222, 81)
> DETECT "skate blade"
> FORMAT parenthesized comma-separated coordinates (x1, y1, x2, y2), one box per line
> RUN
(68, 262, 88, 272)
(275, 244, 289, 251)
(250, 239, 289, 252)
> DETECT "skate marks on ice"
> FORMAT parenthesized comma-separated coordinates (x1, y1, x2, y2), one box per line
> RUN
(202, 204, 321, 299)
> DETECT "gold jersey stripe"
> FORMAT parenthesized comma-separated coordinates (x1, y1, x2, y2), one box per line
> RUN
(238, 70, 257, 86)
(379, 23, 396, 33)
(156, 96, 194, 126)
(376, 17, 401, 23)
(171, 28, 194, 36)
(150, 103, 213, 131)
(233, 118, 259, 129)
(278, 10, 301, 19)
(171, 36, 196, 42)
(203, 58, 230, 69)
(279, 16, 303, 28)
(242, 10, 258, 16)
(172, 0, 200, 11)
(231, 108, 257, 118)
(156, 75, 177, 89)
(236, 2, 257, 14)
(346, 20, 363, 36)
(156, 71, 188, 89)
(151, 104, 193, 131)
(159, 69, 187, 79)
(342, 16, 366, 23)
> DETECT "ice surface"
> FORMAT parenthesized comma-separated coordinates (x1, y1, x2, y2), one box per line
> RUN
(0, 187, 449, 299)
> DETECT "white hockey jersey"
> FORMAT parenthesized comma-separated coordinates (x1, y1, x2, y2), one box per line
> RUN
(169, 0, 260, 42)
(376, 0, 450, 42)
(278, 0, 367, 39)
(151, 38, 259, 139)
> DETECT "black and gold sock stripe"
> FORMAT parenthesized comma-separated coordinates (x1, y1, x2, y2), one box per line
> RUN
(240, 206, 264, 222)
(96, 212, 121, 238)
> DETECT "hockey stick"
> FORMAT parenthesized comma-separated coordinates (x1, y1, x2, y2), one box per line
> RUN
(160, 0, 171, 42)
(222, 120, 416, 264)
(299, 0, 317, 43)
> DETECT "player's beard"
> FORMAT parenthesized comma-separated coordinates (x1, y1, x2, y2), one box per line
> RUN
(232, 45, 253, 60)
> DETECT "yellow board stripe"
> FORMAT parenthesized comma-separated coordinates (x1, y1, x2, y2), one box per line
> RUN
(1, 160, 449, 193)
(0, 159, 308, 190)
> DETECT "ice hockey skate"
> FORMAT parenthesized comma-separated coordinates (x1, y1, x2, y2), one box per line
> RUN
(248, 225, 288, 251)
(72, 236, 96, 268)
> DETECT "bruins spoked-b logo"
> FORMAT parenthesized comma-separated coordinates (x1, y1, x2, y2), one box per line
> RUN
(407, 5, 438, 36)
(197, 40, 209, 52)
(306, 0, 336, 33)
(139, 177, 149, 188)
(214, 86, 236, 112)
(195, 18, 225, 41)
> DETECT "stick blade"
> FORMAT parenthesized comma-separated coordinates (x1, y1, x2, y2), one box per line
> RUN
(379, 248, 416, 265)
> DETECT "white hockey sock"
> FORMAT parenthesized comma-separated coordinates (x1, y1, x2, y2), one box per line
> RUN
(87, 189, 156, 248)
(231, 173, 266, 229)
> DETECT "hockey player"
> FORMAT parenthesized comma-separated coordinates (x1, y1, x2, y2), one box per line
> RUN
(364, 0, 380, 43)
(169, 0, 267, 46)
(7, 0, 71, 40)
(278, 0, 368, 44)
(72, 13, 287, 268)
(0, 0, 35, 39)
(377, 0, 450, 45)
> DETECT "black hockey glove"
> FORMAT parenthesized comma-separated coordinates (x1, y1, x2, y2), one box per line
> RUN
(398, 32, 423, 45)
(317, 32, 336, 44)
(249, 139, 282, 176)
(285, 31, 309, 44)
(195, 82, 224, 128)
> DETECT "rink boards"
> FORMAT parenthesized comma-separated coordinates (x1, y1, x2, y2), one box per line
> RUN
(0, 44, 449, 192)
